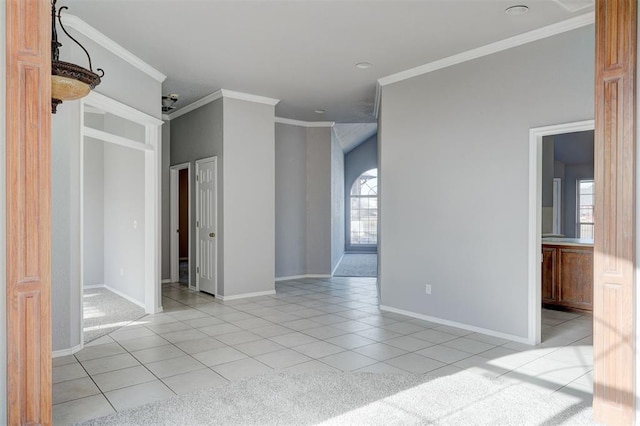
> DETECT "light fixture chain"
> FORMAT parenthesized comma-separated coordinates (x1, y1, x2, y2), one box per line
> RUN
(55, 3, 105, 78)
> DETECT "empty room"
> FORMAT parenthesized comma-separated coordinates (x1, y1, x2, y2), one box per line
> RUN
(2, 1, 638, 425)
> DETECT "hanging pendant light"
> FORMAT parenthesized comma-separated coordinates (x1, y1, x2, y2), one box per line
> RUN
(51, 0, 104, 113)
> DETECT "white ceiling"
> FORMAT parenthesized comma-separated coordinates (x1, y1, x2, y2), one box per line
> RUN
(64, 0, 594, 123)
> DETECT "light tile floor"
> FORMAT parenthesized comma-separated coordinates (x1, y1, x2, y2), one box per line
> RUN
(52, 277, 593, 425)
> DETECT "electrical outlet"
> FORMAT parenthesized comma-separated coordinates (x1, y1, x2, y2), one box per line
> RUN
(425, 284, 432, 295)
(120, 268, 124, 277)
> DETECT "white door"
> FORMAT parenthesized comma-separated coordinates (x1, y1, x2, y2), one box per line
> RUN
(196, 157, 217, 295)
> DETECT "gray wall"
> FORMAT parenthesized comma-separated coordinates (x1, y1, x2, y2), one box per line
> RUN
(83, 137, 105, 286)
(0, 0, 6, 418)
(52, 102, 82, 351)
(275, 123, 308, 277)
(344, 134, 378, 251)
(170, 97, 275, 296)
(222, 98, 276, 295)
(331, 132, 345, 272)
(170, 99, 224, 289)
(51, 25, 161, 351)
(82, 114, 148, 302)
(103, 142, 146, 303)
(161, 120, 171, 280)
(274, 123, 336, 278)
(379, 26, 594, 339)
(73, 34, 160, 118)
(306, 127, 332, 275)
(541, 136, 554, 208)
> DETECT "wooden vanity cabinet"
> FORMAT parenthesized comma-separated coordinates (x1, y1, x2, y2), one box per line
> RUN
(541, 244, 593, 312)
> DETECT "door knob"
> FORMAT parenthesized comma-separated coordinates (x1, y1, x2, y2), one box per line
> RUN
(209, 232, 216, 238)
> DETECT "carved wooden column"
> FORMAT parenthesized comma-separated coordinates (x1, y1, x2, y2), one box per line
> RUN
(6, 0, 52, 424)
(593, 0, 637, 423)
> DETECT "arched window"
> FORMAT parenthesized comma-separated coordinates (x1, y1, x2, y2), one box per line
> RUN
(350, 168, 377, 245)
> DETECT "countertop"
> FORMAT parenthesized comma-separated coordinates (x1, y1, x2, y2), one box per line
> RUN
(542, 237, 594, 247)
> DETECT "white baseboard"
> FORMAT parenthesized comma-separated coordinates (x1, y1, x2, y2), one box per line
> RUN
(275, 274, 307, 282)
(52, 343, 83, 358)
(379, 305, 532, 345)
(104, 284, 146, 309)
(218, 290, 276, 301)
(332, 252, 345, 276)
(275, 274, 331, 282)
(83, 284, 105, 289)
(161, 279, 171, 284)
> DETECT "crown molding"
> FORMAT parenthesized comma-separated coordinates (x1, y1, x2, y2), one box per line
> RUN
(166, 89, 280, 120)
(275, 117, 335, 128)
(166, 91, 224, 120)
(220, 89, 280, 106)
(551, 0, 594, 13)
(61, 14, 166, 83)
(373, 82, 382, 120)
(376, 12, 594, 91)
(162, 114, 171, 121)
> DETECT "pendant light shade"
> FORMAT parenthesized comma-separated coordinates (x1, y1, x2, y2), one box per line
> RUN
(51, 0, 104, 113)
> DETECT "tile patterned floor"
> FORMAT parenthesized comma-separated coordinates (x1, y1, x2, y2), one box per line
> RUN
(52, 277, 593, 425)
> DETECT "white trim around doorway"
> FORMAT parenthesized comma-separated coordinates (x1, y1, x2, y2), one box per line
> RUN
(170, 162, 192, 288)
(527, 119, 594, 345)
(79, 92, 163, 350)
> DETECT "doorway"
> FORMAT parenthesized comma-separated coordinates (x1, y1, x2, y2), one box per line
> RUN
(528, 120, 594, 345)
(80, 93, 163, 346)
(170, 163, 192, 288)
(335, 167, 378, 277)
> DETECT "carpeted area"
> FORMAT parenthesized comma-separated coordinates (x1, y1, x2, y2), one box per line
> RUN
(179, 260, 189, 285)
(334, 253, 377, 277)
(83, 288, 146, 344)
(77, 370, 594, 425)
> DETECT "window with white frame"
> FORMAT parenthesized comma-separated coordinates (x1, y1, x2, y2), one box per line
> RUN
(350, 168, 377, 245)
(577, 179, 594, 239)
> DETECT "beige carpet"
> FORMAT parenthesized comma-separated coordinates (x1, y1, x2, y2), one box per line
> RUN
(77, 371, 595, 425)
(83, 287, 146, 344)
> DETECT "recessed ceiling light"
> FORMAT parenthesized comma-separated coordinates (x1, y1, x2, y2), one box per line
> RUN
(505, 5, 529, 15)
(356, 62, 373, 69)
(315, 109, 326, 114)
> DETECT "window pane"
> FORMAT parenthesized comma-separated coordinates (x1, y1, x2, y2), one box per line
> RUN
(577, 179, 595, 239)
(350, 169, 378, 245)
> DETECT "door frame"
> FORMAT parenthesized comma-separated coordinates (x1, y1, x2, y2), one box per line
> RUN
(527, 119, 594, 345)
(195, 156, 218, 295)
(80, 91, 164, 316)
(170, 162, 192, 288)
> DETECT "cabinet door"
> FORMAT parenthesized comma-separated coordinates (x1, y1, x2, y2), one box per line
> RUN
(558, 247, 593, 310)
(542, 247, 557, 303)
